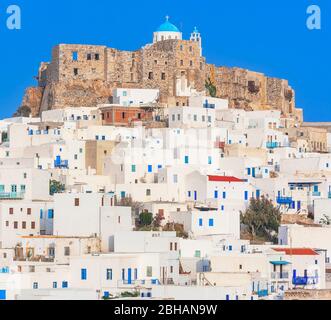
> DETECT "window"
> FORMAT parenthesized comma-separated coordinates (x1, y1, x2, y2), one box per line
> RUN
(31, 222, 36, 229)
(53, 282, 57, 289)
(5, 221, 9, 227)
(214, 190, 218, 199)
(180, 60, 184, 66)
(173, 175, 178, 183)
(161, 73, 166, 80)
(62, 281, 68, 288)
(199, 218, 203, 227)
(95, 53, 100, 60)
(64, 247, 70, 256)
(195, 250, 201, 258)
(148, 165, 153, 173)
(170, 242, 173, 251)
(146, 189, 151, 196)
(132, 165, 136, 173)
(73, 68, 79, 76)
(174, 243, 178, 251)
(48, 209, 54, 219)
(14, 221, 18, 229)
(244, 191, 249, 201)
(27, 208, 31, 215)
(81, 268, 87, 280)
(184, 156, 189, 164)
(75, 198, 80, 207)
(72, 51, 78, 61)
(222, 192, 227, 199)
(146, 266, 153, 277)
(190, 60, 193, 67)
(11, 185, 17, 193)
(33, 282, 38, 290)
(22, 221, 26, 229)
(148, 72, 153, 80)
(9, 208, 14, 215)
(21, 185, 26, 192)
(209, 219, 214, 227)
(106, 268, 113, 280)
(87, 53, 92, 60)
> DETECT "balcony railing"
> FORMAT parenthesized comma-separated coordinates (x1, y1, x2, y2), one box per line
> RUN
(0, 267, 10, 274)
(266, 142, 279, 149)
(292, 276, 318, 286)
(118, 279, 161, 287)
(276, 197, 293, 205)
(0, 192, 25, 200)
(271, 272, 289, 280)
(54, 160, 69, 169)
(312, 191, 321, 197)
(257, 289, 269, 298)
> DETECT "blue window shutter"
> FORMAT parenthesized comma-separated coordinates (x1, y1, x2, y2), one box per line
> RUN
(148, 165, 153, 173)
(244, 191, 249, 201)
(81, 269, 87, 280)
(199, 218, 203, 227)
(223, 192, 226, 199)
(0, 290, 6, 300)
(214, 190, 218, 199)
(209, 219, 214, 227)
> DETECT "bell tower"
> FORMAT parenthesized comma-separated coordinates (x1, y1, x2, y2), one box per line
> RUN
(190, 26, 202, 56)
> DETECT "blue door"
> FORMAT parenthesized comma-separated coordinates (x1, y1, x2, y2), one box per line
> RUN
(128, 268, 132, 285)
(0, 290, 6, 300)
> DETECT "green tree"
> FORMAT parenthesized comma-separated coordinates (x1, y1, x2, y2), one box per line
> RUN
(205, 77, 217, 97)
(240, 197, 281, 243)
(50, 180, 65, 195)
(139, 211, 153, 226)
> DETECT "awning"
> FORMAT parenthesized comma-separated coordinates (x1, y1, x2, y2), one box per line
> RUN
(269, 261, 291, 265)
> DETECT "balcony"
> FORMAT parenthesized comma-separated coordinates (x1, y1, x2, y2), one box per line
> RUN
(271, 272, 289, 280)
(312, 191, 321, 197)
(292, 276, 318, 286)
(0, 192, 25, 200)
(257, 289, 269, 298)
(276, 197, 293, 205)
(54, 159, 69, 169)
(266, 142, 279, 149)
(118, 279, 161, 287)
(0, 267, 10, 274)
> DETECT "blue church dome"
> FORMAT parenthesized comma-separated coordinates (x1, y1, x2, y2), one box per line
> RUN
(156, 17, 180, 32)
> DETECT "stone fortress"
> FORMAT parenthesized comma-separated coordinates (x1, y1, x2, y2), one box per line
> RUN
(17, 17, 303, 123)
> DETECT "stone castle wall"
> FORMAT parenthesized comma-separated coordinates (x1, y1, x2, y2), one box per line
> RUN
(18, 39, 301, 122)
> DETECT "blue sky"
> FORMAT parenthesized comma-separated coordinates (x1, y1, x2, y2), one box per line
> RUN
(1, 0, 330, 121)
